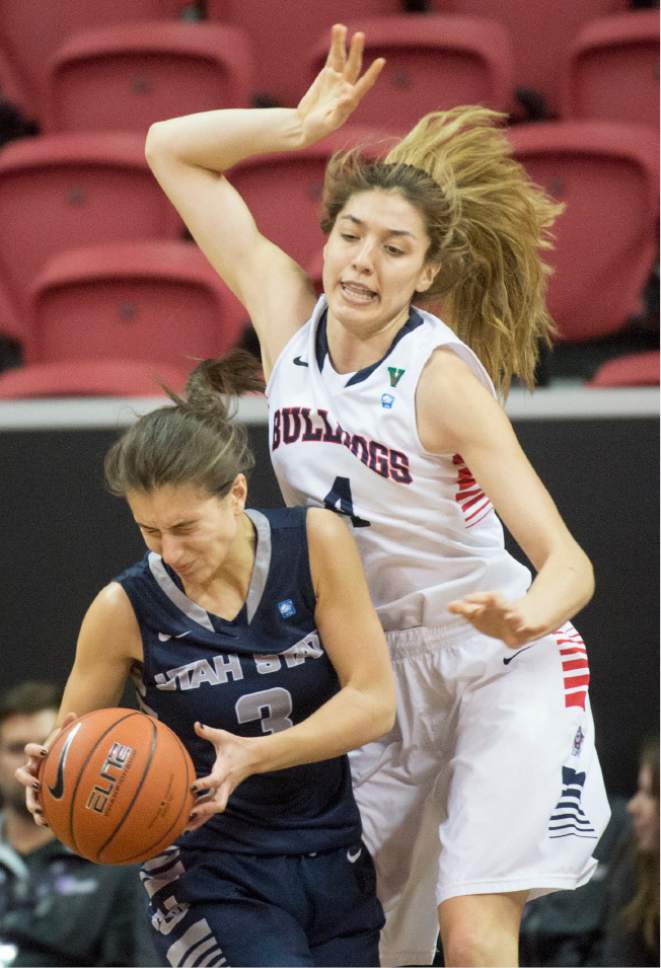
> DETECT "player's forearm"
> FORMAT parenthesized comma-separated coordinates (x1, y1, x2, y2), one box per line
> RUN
(251, 686, 395, 774)
(145, 108, 306, 174)
(520, 544, 595, 637)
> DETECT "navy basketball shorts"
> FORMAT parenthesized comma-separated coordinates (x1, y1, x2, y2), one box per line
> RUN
(140, 841, 384, 967)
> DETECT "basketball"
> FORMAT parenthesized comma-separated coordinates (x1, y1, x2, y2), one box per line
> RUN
(39, 708, 195, 865)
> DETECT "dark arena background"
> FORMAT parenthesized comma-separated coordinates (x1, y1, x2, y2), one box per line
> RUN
(0, 1, 658, 966)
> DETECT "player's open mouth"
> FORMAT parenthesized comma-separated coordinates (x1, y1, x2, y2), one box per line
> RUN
(340, 282, 378, 304)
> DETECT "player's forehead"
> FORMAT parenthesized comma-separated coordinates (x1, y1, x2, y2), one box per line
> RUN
(337, 188, 428, 239)
(126, 483, 220, 529)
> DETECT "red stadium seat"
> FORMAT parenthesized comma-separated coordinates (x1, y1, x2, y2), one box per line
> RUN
(561, 11, 660, 127)
(307, 16, 514, 131)
(586, 350, 660, 388)
(45, 22, 255, 134)
(0, 358, 187, 398)
(207, 0, 403, 106)
(0, 273, 21, 345)
(508, 121, 659, 343)
(0, 41, 27, 112)
(23, 241, 246, 369)
(229, 125, 382, 267)
(439, 0, 629, 117)
(0, 132, 181, 343)
(0, 0, 190, 122)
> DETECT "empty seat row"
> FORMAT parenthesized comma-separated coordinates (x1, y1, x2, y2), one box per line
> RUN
(0, 239, 247, 399)
(1, 10, 658, 134)
(0, 120, 657, 358)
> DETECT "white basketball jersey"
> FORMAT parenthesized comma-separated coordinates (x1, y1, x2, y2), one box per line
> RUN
(266, 297, 531, 632)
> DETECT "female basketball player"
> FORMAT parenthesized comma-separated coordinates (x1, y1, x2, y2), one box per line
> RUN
(17, 350, 395, 967)
(141, 24, 610, 968)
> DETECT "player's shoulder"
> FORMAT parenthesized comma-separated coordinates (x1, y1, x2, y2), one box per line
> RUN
(305, 507, 352, 548)
(81, 581, 138, 638)
(420, 345, 496, 405)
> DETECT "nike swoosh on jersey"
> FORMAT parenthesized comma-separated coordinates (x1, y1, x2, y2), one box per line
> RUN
(293, 356, 309, 367)
(347, 847, 363, 863)
(48, 722, 82, 799)
(158, 632, 172, 641)
(503, 644, 534, 665)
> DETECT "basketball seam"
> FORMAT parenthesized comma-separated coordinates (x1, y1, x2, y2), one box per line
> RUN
(118, 728, 193, 864)
(66, 710, 141, 856)
(96, 716, 159, 862)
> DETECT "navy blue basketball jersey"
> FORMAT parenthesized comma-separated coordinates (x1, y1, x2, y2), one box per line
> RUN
(115, 506, 362, 855)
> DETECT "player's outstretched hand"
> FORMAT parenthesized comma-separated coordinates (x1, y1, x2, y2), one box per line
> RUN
(186, 722, 263, 831)
(14, 711, 78, 827)
(296, 23, 385, 146)
(447, 592, 546, 648)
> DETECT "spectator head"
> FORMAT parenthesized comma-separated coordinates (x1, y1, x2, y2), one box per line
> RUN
(0, 681, 62, 815)
(627, 736, 659, 855)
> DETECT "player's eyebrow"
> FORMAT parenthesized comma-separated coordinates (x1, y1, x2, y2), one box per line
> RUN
(136, 518, 197, 530)
(338, 213, 416, 238)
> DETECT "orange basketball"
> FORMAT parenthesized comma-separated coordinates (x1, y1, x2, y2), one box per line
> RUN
(39, 708, 195, 865)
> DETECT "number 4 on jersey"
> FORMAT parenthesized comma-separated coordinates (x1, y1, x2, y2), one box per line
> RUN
(323, 476, 371, 528)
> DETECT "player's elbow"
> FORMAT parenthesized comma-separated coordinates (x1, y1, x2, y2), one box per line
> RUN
(145, 121, 176, 168)
(362, 681, 397, 742)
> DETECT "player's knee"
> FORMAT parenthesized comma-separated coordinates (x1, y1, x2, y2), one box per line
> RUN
(442, 925, 514, 968)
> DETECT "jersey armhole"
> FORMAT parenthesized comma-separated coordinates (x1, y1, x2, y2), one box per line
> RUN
(413, 340, 498, 459)
(265, 296, 327, 397)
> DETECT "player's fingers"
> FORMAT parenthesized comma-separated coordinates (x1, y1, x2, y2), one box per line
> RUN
(345, 31, 364, 83)
(194, 721, 225, 745)
(14, 762, 40, 787)
(354, 57, 386, 100)
(325, 23, 347, 73)
(24, 742, 48, 760)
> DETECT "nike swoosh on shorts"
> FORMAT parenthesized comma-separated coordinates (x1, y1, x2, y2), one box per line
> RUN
(503, 644, 534, 665)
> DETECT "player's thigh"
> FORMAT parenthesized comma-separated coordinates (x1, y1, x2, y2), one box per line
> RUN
(439, 625, 608, 899)
(305, 843, 384, 967)
(150, 897, 314, 967)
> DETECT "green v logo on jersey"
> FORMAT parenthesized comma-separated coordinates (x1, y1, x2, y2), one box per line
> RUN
(387, 367, 405, 387)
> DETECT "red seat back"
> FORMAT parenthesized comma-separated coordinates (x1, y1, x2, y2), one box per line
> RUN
(45, 22, 255, 134)
(562, 11, 660, 127)
(207, 0, 403, 105)
(509, 121, 659, 342)
(0, 358, 188, 398)
(307, 16, 514, 132)
(0, 133, 180, 337)
(441, 0, 628, 115)
(0, 0, 188, 121)
(587, 350, 660, 387)
(26, 241, 246, 368)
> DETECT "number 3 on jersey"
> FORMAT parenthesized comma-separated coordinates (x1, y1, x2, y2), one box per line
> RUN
(323, 476, 371, 528)
(235, 687, 294, 734)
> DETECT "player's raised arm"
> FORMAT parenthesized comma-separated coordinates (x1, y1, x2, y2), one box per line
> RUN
(144, 24, 384, 375)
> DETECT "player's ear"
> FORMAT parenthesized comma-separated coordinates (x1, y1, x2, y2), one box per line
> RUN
(229, 474, 247, 513)
(416, 259, 441, 294)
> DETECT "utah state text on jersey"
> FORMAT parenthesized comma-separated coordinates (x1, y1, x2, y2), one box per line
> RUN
(271, 407, 412, 484)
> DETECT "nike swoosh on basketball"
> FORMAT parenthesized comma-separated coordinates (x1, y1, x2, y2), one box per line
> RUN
(503, 644, 534, 665)
(347, 847, 362, 863)
(48, 722, 82, 799)
(293, 356, 309, 367)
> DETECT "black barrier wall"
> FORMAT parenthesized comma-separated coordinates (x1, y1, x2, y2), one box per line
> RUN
(1, 417, 658, 797)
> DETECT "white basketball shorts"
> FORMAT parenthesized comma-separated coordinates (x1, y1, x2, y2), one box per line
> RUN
(349, 621, 611, 967)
